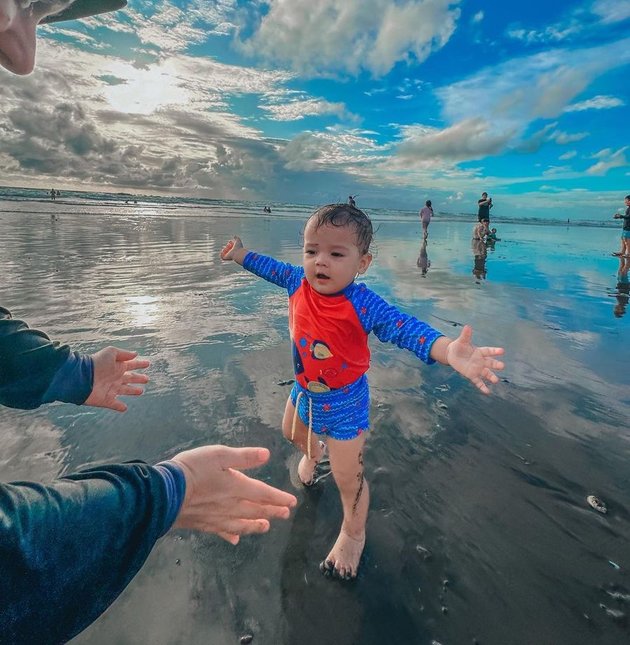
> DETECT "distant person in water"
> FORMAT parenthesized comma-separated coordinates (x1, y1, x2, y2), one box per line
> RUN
(221, 203, 505, 580)
(472, 238, 488, 280)
(50, 188, 56, 201)
(417, 238, 430, 276)
(419, 199, 433, 239)
(478, 192, 492, 223)
(612, 194, 630, 258)
(348, 195, 356, 207)
(486, 228, 500, 243)
(613, 256, 629, 318)
(473, 218, 490, 242)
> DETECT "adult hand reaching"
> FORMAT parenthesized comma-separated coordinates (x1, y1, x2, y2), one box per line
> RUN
(84, 347, 150, 412)
(172, 446, 297, 544)
(445, 325, 505, 395)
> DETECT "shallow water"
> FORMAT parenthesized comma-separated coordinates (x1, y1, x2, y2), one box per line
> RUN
(1, 206, 629, 644)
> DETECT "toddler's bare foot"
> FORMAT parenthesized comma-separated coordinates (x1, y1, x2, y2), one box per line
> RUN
(297, 442, 326, 486)
(319, 528, 365, 580)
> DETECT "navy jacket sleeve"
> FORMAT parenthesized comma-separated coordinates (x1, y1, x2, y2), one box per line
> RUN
(0, 462, 174, 644)
(0, 306, 88, 410)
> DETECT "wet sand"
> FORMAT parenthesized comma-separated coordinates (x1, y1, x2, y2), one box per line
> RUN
(0, 205, 629, 644)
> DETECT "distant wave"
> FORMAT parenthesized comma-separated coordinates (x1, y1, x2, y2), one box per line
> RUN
(0, 185, 619, 228)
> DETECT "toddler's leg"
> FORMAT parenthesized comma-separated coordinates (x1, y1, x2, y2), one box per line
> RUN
(321, 434, 368, 580)
(281, 397, 325, 485)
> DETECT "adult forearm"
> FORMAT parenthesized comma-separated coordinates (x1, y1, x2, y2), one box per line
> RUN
(0, 463, 172, 643)
(0, 307, 73, 409)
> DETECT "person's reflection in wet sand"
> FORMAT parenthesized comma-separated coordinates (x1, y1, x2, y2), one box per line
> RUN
(279, 486, 364, 645)
(472, 239, 487, 282)
(613, 256, 629, 318)
(417, 239, 430, 276)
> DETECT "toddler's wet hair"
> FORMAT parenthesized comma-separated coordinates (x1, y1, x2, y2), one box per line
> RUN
(308, 203, 373, 254)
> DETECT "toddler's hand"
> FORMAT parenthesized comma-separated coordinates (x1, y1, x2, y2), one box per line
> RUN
(445, 325, 505, 395)
(221, 236, 243, 260)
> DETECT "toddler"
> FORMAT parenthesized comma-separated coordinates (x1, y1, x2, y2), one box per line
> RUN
(221, 204, 504, 579)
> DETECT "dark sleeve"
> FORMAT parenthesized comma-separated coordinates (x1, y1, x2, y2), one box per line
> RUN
(0, 306, 84, 409)
(0, 462, 175, 643)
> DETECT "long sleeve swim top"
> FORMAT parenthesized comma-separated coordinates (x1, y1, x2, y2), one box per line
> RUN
(243, 252, 443, 391)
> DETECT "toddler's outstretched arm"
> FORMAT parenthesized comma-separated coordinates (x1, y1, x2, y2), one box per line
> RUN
(220, 236, 248, 265)
(430, 325, 504, 395)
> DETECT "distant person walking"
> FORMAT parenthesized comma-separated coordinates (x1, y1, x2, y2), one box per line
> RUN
(49, 188, 56, 201)
(478, 192, 493, 222)
(612, 194, 630, 258)
(419, 200, 434, 239)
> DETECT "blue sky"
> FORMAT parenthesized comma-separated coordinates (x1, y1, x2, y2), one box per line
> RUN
(1, 0, 629, 219)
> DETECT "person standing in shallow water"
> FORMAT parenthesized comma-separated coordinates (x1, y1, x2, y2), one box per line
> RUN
(419, 199, 433, 239)
(221, 203, 505, 580)
(478, 192, 492, 223)
(612, 194, 630, 258)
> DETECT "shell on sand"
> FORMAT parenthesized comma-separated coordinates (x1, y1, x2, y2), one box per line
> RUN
(586, 495, 607, 514)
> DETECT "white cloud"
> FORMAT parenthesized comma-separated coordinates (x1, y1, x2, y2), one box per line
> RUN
(238, 0, 462, 76)
(471, 11, 484, 24)
(592, 0, 630, 24)
(506, 1, 630, 45)
(395, 118, 515, 163)
(543, 165, 572, 176)
(564, 94, 624, 112)
(259, 98, 353, 122)
(550, 130, 589, 144)
(281, 128, 389, 171)
(586, 147, 628, 175)
(0, 37, 300, 198)
(438, 40, 630, 127)
(559, 150, 577, 160)
(395, 39, 627, 164)
(506, 23, 582, 45)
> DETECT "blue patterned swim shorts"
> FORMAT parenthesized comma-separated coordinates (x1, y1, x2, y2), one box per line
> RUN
(290, 374, 370, 441)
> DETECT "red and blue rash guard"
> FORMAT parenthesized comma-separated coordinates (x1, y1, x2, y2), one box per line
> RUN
(243, 251, 443, 438)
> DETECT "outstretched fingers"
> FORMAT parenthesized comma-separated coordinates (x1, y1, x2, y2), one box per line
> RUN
(124, 371, 150, 385)
(216, 446, 270, 471)
(226, 499, 293, 521)
(117, 384, 145, 397)
(228, 467, 298, 509)
(480, 345, 505, 356)
(109, 399, 128, 413)
(215, 519, 272, 543)
(123, 358, 151, 372)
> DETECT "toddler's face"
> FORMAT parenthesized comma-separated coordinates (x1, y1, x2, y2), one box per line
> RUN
(303, 220, 371, 295)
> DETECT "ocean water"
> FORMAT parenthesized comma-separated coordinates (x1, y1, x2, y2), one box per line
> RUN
(0, 198, 629, 644)
(0, 184, 622, 227)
